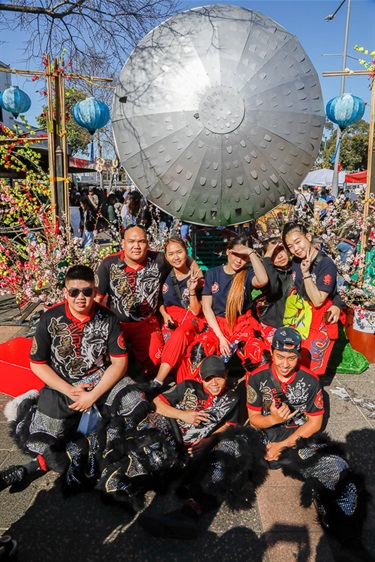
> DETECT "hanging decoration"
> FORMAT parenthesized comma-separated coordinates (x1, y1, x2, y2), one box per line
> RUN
(71, 97, 110, 135)
(96, 156, 105, 173)
(326, 93, 365, 130)
(0, 86, 31, 118)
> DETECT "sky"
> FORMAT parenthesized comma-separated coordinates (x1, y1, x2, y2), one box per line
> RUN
(0, 0, 374, 128)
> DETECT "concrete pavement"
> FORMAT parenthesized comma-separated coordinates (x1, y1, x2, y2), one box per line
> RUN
(0, 317, 374, 562)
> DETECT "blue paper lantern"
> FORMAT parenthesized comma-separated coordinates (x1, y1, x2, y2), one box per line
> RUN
(326, 93, 365, 130)
(71, 97, 110, 135)
(0, 86, 31, 118)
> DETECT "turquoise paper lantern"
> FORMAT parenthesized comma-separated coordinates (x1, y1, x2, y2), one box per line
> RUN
(71, 97, 110, 135)
(0, 86, 31, 118)
(326, 93, 365, 130)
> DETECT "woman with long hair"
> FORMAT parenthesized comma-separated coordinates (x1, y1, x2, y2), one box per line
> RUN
(153, 237, 205, 385)
(189, 234, 269, 375)
(282, 222, 341, 375)
(255, 236, 342, 348)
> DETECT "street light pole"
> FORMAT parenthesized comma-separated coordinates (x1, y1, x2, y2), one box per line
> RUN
(326, 0, 352, 197)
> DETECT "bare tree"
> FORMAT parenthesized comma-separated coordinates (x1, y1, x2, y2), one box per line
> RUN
(0, 0, 179, 72)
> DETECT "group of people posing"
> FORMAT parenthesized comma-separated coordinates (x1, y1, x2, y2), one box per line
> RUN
(0, 223, 372, 561)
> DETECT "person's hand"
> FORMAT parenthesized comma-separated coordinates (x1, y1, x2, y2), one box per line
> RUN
(265, 441, 286, 462)
(162, 313, 174, 327)
(264, 242, 281, 259)
(68, 383, 91, 399)
(187, 267, 201, 292)
(269, 400, 296, 424)
(218, 336, 231, 358)
(300, 247, 315, 276)
(188, 436, 213, 457)
(180, 410, 211, 426)
(325, 305, 340, 323)
(68, 392, 96, 412)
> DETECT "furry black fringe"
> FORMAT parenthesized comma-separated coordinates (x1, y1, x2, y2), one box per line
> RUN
(179, 425, 269, 511)
(8, 394, 39, 455)
(278, 432, 369, 543)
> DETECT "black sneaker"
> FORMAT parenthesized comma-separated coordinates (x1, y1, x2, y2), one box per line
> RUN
(138, 509, 199, 540)
(0, 466, 26, 493)
(0, 534, 18, 560)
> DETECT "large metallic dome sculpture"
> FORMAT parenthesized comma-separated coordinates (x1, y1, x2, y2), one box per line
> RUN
(112, 4, 324, 226)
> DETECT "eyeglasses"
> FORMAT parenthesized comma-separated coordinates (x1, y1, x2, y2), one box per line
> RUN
(67, 287, 94, 298)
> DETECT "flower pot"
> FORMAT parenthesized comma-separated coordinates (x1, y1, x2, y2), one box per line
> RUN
(345, 307, 375, 363)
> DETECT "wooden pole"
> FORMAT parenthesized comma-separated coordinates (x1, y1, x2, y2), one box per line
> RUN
(323, 69, 374, 276)
(46, 54, 57, 226)
(359, 80, 375, 258)
(57, 59, 70, 234)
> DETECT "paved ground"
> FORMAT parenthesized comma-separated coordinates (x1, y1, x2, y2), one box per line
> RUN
(0, 309, 374, 562)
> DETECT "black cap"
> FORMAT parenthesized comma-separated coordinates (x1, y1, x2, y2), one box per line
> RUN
(200, 355, 227, 380)
(272, 327, 301, 357)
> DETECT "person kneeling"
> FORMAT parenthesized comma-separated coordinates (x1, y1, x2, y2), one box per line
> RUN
(246, 327, 372, 562)
(138, 355, 268, 539)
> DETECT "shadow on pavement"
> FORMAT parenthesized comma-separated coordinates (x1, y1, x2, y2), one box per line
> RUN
(7, 480, 315, 562)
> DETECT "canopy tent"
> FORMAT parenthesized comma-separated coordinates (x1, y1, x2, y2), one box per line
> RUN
(302, 168, 346, 187)
(345, 171, 367, 184)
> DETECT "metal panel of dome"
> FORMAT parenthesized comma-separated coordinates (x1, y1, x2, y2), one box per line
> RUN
(112, 4, 325, 226)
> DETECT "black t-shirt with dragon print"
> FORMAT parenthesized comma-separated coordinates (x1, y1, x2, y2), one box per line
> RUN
(30, 301, 127, 385)
(159, 380, 239, 445)
(96, 250, 170, 322)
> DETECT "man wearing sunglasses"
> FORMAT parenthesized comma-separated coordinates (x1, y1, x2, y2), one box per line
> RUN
(0, 265, 144, 493)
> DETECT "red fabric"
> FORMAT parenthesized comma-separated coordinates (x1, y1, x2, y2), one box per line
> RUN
(260, 324, 277, 347)
(120, 316, 164, 376)
(0, 337, 44, 397)
(161, 306, 205, 383)
(345, 171, 367, 183)
(37, 454, 48, 472)
(300, 328, 335, 376)
(186, 310, 267, 378)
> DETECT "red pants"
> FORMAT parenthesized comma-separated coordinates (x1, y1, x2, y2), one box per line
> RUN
(301, 327, 335, 376)
(120, 316, 164, 376)
(186, 311, 267, 378)
(261, 322, 336, 376)
(161, 306, 205, 383)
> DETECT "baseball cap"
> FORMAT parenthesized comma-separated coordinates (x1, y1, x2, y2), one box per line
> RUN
(272, 327, 301, 357)
(200, 355, 227, 380)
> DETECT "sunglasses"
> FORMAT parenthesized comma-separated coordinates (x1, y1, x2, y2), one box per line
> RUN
(67, 287, 94, 298)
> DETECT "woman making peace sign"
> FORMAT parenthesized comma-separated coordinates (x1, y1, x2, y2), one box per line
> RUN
(282, 222, 341, 375)
(153, 237, 205, 385)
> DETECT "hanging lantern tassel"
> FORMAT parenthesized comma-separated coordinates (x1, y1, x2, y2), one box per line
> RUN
(90, 139, 95, 163)
(71, 97, 110, 135)
(326, 93, 365, 130)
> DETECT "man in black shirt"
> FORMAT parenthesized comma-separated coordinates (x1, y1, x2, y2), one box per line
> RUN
(0, 265, 145, 493)
(247, 327, 371, 560)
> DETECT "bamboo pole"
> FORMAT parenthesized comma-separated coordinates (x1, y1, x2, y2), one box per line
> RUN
(0, 65, 113, 85)
(323, 69, 375, 279)
(46, 55, 57, 226)
(359, 79, 375, 259)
